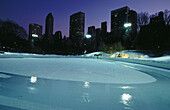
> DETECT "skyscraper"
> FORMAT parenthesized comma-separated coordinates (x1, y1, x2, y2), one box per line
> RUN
(101, 21, 107, 34)
(111, 6, 137, 35)
(128, 10, 137, 35)
(54, 31, 62, 41)
(111, 6, 130, 32)
(29, 24, 42, 44)
(69, 11, 85, 47)
(45, 13, 54, 40)
(88, 26, 96, 40)
(87, 26, 96, 51)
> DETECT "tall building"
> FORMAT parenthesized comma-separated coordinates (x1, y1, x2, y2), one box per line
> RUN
(95, 28, 102, 50)
(45, 13, 54, 40)
(69, 11, 85, 47)
(111, 6, 130, 32)
(101, 21, 107, 34)
(29, 24, 42, 44)
(54, 31, 62, 41)
(88, 26, 96, 40)
(128, 10, 137, 35)
(111, 6, 137, 35)
(86, 26, 96, 51)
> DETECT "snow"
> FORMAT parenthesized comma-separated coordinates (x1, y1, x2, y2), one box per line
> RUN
(1, 51, 170, 63)
(1, 51, 170, 84)
(83, 52, 110, 58)
(3, 52, 63, 57)
(84, 51, 170, 63)
(143, 56, 170, 62)
(0, 57, 156, 84)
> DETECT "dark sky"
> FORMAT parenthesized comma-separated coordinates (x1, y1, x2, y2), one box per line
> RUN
(1, 0, 170, 37)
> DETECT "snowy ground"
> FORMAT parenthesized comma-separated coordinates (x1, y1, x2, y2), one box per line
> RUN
(0, 57, 156, 84)
(84, 51, 170, 63)
(84, 51, 170, 70)
(1, 52, 170, 110)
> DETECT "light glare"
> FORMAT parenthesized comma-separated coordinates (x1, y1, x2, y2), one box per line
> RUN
(32, 34, 38, 37)
(84, 81, 90, 88)
(85, 34, 92, 39)
(124, 23, 132, 28)
(30, 76, 37, 83)
(121, 93, 132, 106)
(119, 86, 134, 89)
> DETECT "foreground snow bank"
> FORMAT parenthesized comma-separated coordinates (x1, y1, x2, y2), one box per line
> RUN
(0, 57, 156, 84)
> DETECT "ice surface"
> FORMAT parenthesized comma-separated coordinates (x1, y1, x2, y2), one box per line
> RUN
(0, 57, 156, 84)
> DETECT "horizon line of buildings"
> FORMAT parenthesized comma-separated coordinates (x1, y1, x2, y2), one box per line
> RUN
(29, 6, 137, 47)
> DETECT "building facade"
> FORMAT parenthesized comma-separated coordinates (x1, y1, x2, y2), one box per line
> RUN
(29, 24, 42, 44)
(54, 31, 62, 41)
(69, 11, 85, 47)
(45, 13, 54, 41)
(88, 26, 96, 40)
(101, 21, 107, 34)
(111, 6, 137, 36)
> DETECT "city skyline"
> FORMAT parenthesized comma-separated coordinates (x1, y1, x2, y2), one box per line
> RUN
(1, 0, 170, 37)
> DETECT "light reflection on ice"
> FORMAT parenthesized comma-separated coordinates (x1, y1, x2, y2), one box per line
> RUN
(119, 86, 134, 89)
(27, 87, 37, 94)
(82, 81, 91, 102)
(121, 93, 132, 106)
(27, 87, 36, 91)
(30, 76, 37, 83)
(82, 93, 91, 103)
(84, 81, 90, 88)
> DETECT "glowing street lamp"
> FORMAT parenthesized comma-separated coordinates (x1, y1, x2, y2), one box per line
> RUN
(85, 34, 92, 39)
(32, 34, 38, 38)
(124, 23, 132, 28)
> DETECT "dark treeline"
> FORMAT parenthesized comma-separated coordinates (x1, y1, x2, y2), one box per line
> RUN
(135, 10, 170, 56)
(0, 19, 31, 53)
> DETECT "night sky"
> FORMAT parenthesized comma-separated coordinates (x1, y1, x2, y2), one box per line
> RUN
(1, 0, 170, 37)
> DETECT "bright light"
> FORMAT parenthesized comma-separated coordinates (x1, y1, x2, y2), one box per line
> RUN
(124, 23, 132, 28)
(84, 81, 90, 88)
(30, 76, 37, 83)
(32, 34, 38, 37)
(110, 54, 116, 58)
(85, 34, 92, 39)
(121, 93, 132, 106)
(119, 86, 134, 89)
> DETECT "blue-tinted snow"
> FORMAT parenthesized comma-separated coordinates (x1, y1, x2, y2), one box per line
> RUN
(0, 58, 156, 84)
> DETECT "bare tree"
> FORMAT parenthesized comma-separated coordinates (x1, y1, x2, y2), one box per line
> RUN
(150, 12, 159, 18)
(137, 12, 150, 26)
(164, 9, 170, 25)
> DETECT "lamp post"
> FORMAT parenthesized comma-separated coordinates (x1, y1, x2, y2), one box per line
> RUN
(124, 23, 132, 28)
(85, 34, 92, 39)
(84, 34, 92, 53)
(124, 22, 132, 33)
(123, 23, 132, 49)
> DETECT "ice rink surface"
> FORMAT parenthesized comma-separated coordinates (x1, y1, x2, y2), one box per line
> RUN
(0, 57, 170, 110)
(0, 58, 156, 84)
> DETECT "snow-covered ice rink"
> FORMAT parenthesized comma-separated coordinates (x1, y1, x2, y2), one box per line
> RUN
(0, 57, 170, 110)
(0, 58, 156, 84)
